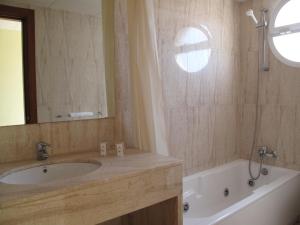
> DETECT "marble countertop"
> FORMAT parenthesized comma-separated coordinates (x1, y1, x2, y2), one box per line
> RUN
(0, 151, 182, 207)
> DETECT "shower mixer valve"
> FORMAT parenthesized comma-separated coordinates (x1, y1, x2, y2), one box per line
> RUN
(257, 146, 278, 159)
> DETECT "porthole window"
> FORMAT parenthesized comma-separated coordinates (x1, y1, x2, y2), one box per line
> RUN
(174, 26, 212, 73)
(269, 0, 300, 67)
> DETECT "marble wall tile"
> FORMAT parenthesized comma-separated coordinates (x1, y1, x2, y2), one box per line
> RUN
(214, 105, 238, 164)
(153, 0, 241, 174)
(0, 124, 40, 163)
(295, 106, 300, 170)
(239, 0, 300, 170)
(237, 104, 257, 159)
(4, 0, 299, 175)
(0, 119, 114, 164)
(113, 0, 137, 148)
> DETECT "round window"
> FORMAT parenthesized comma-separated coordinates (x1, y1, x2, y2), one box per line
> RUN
(269, 0, 300, 67)
(174, 26, 212, 73)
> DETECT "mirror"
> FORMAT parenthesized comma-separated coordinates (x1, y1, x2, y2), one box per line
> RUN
(0, 0, 115, 126)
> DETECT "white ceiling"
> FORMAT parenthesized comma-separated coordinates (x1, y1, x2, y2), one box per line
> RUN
(0, 0, 101, 15)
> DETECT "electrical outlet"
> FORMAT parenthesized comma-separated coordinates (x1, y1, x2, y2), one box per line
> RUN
(116, 143, 125, 157)
(100, 142, 108, 156)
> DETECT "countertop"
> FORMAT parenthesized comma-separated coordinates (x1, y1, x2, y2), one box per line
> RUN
(0, 151, 182, 207)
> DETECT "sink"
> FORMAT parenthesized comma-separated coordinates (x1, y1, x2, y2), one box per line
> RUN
(0, 162, 101, 185)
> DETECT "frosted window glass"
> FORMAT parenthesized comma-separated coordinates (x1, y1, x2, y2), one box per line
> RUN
(175, 50, 211, 73)
(273, 32, 300, 62)
(174, 27, 212, 73)
(175, 27, 208, 47)
(275, 0, 300, 27)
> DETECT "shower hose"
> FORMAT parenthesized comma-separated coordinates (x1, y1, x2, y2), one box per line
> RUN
(248, 51, 264, 181)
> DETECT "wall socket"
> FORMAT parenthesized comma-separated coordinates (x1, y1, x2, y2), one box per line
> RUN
(116, 143, 125, 157)
(100, 142, 108, 156)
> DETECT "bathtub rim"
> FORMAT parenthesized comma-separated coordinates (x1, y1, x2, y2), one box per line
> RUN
(183, 159, 298, 183)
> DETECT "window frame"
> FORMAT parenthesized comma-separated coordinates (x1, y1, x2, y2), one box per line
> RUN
(0, 4, 37, 124)
(268, 0, 300, 67)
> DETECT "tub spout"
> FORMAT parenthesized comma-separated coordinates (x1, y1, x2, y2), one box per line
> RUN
(257, 146, 278, 159)
(266, 150, 278, 159)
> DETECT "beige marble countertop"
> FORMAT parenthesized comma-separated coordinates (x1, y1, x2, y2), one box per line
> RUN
(0, 150, 182, 208)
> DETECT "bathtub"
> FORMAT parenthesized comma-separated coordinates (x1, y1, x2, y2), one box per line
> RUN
(183, 160, 300, 225)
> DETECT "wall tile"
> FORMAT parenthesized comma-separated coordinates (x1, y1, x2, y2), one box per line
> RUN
(0, 119, 114, 164)
(239, 0, 300, 171)
(154, 0, 241, 175)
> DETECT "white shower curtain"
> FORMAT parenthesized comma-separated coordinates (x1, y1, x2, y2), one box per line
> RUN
(127, 0, 168, 156)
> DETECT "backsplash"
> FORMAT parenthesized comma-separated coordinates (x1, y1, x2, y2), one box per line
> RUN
(238, 0, 300, 170)
(0, 119, 114, 163)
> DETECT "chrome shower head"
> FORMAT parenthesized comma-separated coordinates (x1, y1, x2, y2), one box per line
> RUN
(246, 9, 258, 25)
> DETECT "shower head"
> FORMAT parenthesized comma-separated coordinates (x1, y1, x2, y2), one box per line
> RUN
(246, 9, 258, 25)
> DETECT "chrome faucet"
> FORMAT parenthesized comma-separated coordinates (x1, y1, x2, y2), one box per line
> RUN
(257, 146, 278, 159)
(37, 142, 50, 161)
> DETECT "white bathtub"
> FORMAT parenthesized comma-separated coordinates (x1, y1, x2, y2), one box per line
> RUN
(183, 160, 300, 225)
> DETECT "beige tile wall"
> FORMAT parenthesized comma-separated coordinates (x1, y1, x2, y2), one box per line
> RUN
(114, 0, 242, 175)
(154, 0, 241, 175)
(113, 0, 138, 148)
(0, 119, 114, 163)
(238, 0, 300, 170)
(2, 0, 299, 174)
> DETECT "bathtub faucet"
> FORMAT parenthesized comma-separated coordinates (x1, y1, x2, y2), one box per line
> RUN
(257, 146, 278, 159)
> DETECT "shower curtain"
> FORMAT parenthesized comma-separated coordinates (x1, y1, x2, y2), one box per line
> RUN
(127, 0, 168, 156)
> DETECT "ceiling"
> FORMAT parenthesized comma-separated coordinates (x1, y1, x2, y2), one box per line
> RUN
(0, 0, 101, 15)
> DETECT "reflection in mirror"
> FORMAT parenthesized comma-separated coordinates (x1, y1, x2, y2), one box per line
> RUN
(175, 26, 212, 73)
(0, 4, 37, 127)
(0, 0, 115, 126)
(0, 18, 24, 126)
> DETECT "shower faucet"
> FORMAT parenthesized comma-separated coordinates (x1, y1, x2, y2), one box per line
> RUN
(258, 146, 278, 159)
(246, 8, 269, 71)
(246, 9, 268, 28)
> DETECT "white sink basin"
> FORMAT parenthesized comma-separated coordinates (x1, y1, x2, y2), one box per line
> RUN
(0, 162, 101, 185)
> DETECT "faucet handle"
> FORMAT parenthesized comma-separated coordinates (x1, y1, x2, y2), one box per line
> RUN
(37, 142, 51, 151)
(37, 141, 50, 146)
(37, 142, 51, 161)
(266, 149, 278, 159)
(257, 146, 278, 159)
(257, 146, 267, 156)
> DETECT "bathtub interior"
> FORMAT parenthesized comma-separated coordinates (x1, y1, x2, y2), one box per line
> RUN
(183, 160, 296, 219)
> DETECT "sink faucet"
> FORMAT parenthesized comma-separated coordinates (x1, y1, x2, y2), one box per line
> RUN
(257, 146, 278, 159)
(37, 142, 51, 161)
